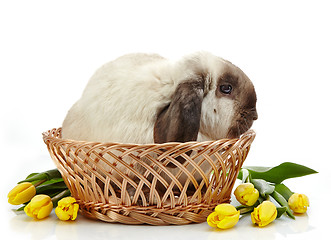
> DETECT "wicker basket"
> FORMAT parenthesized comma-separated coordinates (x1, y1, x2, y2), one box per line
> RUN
(43, 128, 255, 225)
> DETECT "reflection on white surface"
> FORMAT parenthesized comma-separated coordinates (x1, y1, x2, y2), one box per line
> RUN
(5, 205, 318, 240)
(276, 214, 313, 237)
(8, 211, 212, 240)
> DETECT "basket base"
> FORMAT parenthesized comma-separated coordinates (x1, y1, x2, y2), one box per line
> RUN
(77, 198, 230, 225)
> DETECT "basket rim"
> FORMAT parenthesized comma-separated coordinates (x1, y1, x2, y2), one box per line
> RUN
(42, 128, 256, 148)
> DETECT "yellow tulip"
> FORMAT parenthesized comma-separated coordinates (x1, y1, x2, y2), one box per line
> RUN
(234, 183, 259, 206)
(8, 182, 36, 205)
(55, 197, 79, 221)
(251, 201, 277, 227)
(207, 203, 240, 230)
(24, 194, 53, 220)
(288, 193, 309, 214)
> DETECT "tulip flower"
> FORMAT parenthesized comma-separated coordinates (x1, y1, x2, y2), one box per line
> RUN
(234, 183, 259, 206)
(8, 182, 36, 205)
(24, 194, 53, 220)
(207, 204, 240, 230)
(251, 201, 277, 227)
(288, 193, 309, 214)
(55, 197, 79, 221)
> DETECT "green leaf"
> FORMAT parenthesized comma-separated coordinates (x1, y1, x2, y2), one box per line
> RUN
(271, 190, 295, 219)
(25, 173, 39, 179)
(276, 206, 287, 218)
(35, 181, 68, 195)
(16, 205, 27, 211)
(274, 183, 294, 201)
(18, 169, 62, 184)
(237, 170, 244, 181)
(240, 162, 318, 184)
(251, 179, 275, 198)
(42, 178, 64, 185)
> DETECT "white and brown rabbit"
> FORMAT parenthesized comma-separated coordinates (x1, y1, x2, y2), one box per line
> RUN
(61, 52, 258, 204)
(62, 52, 257, 143)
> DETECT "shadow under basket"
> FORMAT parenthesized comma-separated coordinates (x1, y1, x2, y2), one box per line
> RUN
(43, 128, 255, 225)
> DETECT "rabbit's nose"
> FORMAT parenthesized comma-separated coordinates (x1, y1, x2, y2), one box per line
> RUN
(252, 109, 258, 120)
(253, 114, 258, 121)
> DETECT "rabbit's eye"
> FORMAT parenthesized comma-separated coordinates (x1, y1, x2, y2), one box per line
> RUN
(220, 84, 232, 94)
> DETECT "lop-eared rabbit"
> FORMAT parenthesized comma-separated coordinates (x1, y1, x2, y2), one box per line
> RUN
(62, 52, 258, 204)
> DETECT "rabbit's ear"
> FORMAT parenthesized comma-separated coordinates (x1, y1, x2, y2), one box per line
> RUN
(154, 77, 205, 144)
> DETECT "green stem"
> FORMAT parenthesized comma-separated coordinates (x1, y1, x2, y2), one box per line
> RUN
(33, 179, 47, 187)
(51, 189, 71, 207)
(239, 206, 254, 215)
(258, 196, 266, 203)
(271, 190, 295, 219)
(236, 203, 259, 215)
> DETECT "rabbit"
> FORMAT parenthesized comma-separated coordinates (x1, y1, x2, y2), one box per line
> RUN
(62, 52, 257, 143)
(61, 51, 258, 205)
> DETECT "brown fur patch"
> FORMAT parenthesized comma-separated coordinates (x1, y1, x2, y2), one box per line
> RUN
(154, 76, 205, 167)
(154, 78, 205, 143)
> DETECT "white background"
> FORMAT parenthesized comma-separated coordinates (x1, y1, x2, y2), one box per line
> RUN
(1, 1, 330, 239)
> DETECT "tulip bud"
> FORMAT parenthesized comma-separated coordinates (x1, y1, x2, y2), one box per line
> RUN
(251, 201, 277, 227)
(288, 193, 309, 214)
(8, 182, 36, 205)
(207, 203, 240, 229)
(24, 194, 53, 220)
(55, 197, 79, 221)
(234, 183, 259, 206)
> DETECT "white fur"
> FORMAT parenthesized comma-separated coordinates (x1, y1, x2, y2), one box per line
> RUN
(199, 97, 235, 140)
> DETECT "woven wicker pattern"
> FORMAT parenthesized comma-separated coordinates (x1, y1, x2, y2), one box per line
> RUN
(43, 128, 255, 225)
